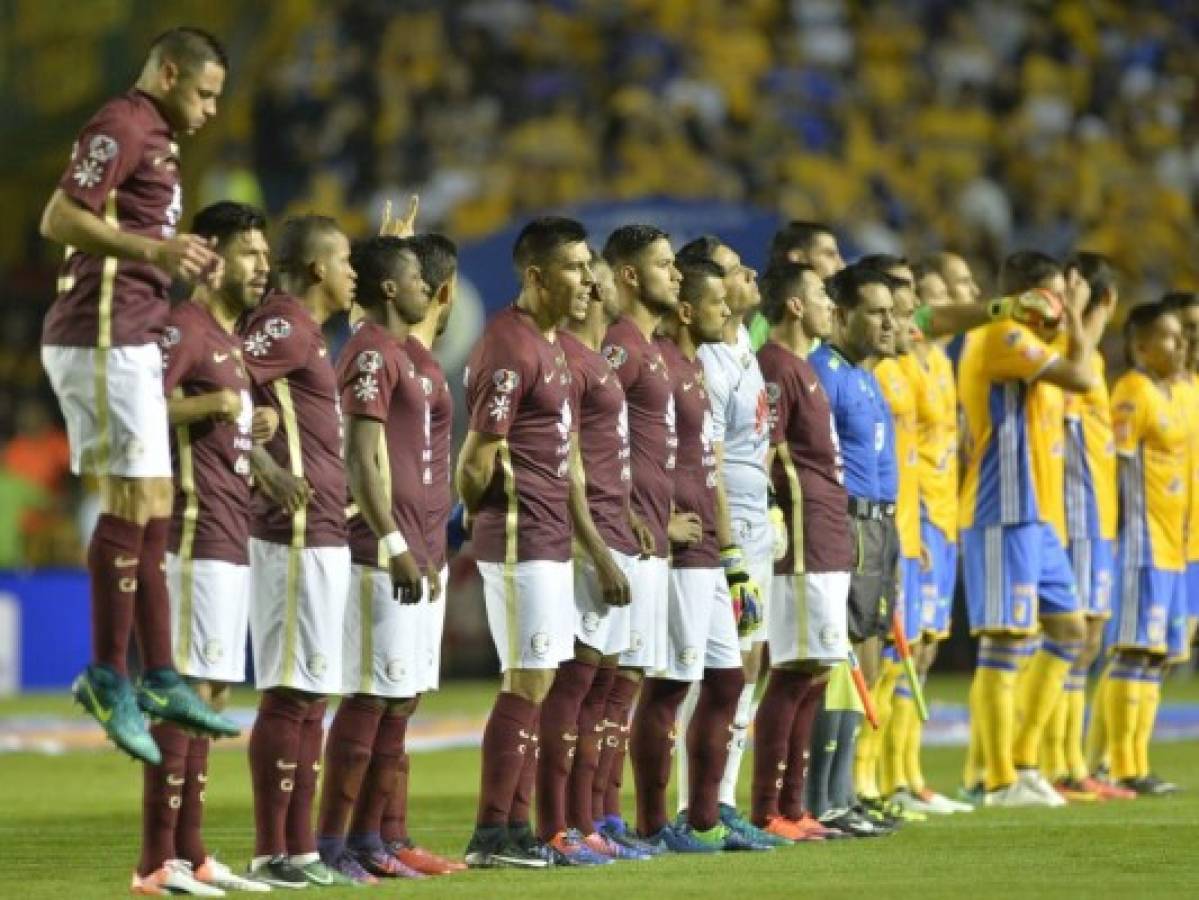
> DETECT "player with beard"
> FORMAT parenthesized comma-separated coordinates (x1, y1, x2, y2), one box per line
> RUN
(459, 217, 594, 868)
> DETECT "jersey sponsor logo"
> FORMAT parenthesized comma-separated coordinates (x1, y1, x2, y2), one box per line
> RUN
(544, 371, 556, 384)
(114, 555, 138, 568)
(357, 350, 383, 374)
(212, 351, 229, 363)
(161, 326, 182, 348)
(88, 134, 119, 162)
(264, 317, 292, 339)
(765, 382, 781, 403)
(602, 344, 627, 369)
(493, 369, 520, 393)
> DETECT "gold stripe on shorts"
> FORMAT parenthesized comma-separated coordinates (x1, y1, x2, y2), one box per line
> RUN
(276, 378, 306, 687)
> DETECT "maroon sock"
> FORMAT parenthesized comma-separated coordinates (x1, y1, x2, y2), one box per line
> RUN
(176, 736, 211, 867)
(286, 699, 327, 855)
(598, 674, 639, 820)
(686, 668, 746, 831)
(569, 665, 615, 831)
(780, 679, 826, 820)
(750, 669, 812, 825)
(357, 710, 410, 841)
(509, 708, 539, 828)
(88, 513, 144, 676)
(133, 517, 173, 672)
(138, 722, 190, 875)
(249, 690, 307, 857)
(476, 692, 539, 827)
(536, 659, 597, 839)
(317, 696, 384, 840)
(629, 677, 690, 836)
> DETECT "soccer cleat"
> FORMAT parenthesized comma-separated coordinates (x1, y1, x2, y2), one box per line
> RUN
(598, 817, 667, 856)
(582, 830, 652, 861)
(246, 855, 308, 889)
(956, 782, 986, 807)
(73, 664, 161, 765)
(882, 796, 928, 822)
(132, 860, 225, 896)
(1053, 778, 1099, 803)
(793, 813, 846, 839)
(1083, 776, 1136, 801)
(1119, 774, 1179, 797)
(546, 829, 614, 866)
(194, 856, 271, 892)
(855, 798, 903, 828)
(641, 824, 722, 854)
(818, 808, 892, 838)
(718, 804, 791, 848)
(1016, 769, 1067, 807)
(352, 843, 426, 879)
(916, 788, 974, 814)
(385, 839, 466, 874)
(464, 825, 549, 869)
(984, 780, 1055, 808)
(136, 668, 240, 738)
(301, 854, 373, 887)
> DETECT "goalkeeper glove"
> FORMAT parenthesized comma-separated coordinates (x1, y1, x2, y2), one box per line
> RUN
(989, 288, 1063, 328)
(721, 545, 762, 636)
(769, 505, 788, 562)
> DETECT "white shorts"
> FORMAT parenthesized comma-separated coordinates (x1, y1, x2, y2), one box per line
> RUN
(768, 572, 851, 666)
(166, 553, 250, 683)
(249, 538, 350, 694)
(342, 564, 425, 698)
(659, 567, 743, 682)
(478, 559, 574, 672)
(417, 563, 448, 692)
(619, 555, 670, 671)
(573, 549, 636, 656)
(42, 343, 172, 478)
(739, 553, 774, 651)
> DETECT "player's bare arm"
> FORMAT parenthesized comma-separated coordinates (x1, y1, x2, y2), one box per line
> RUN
(166, 388, 242, 426)
(1036, 301, 1096, 393)
(568, 437, 630, 607)
(455, 429, 502, 514)
(346, 415, 423, 604)
(249, 445, 310, 514)
(668, 507, 703, 544)
(251, 406, 279, 444)
(628, 503, 656, 558)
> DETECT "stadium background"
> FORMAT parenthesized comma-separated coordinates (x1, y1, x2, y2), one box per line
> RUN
(3, 0, 1199, 691)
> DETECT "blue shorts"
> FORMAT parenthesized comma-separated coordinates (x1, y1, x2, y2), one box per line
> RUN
(1068, 538, 1114, 619)
(919, 520, 956, 639)
(1187, 561, 1199, 619)
(1168, 568, 1191, 663)
(1108, 555, 1178, 656)
(896, 555, 923, 644)
(962, 523, 1078, 636)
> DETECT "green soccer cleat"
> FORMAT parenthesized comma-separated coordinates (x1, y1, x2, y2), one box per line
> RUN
(72, 664, 161, 764)
(136, 668, 241, 738)
(718, 804, 791, 848)
(295, 856, 363, 887)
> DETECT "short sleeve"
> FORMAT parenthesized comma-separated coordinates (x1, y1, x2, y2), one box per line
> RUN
(160, 321, 200, 394)
(241, 313, 312, 384)
(341, 344, 397, 422)
(1111, 378, 1148, 456)
(58, 104, 143, 214)
(981, 322, 1059, 383)
(467, 336, 531, 437)
(701, 353, 731, 444)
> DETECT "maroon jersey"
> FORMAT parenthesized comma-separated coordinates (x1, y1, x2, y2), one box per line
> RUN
(758, 341, 852, 574)
(161, 301, 254, 565)
(465, 306, 574, 563)
(560, 330, 639, 556)
(339, 322, 430, 570)
(658, 339, 719, 568)
(406, 336, 453, 567)
(241, 292, 347, 548)
(43, 90, 184, 348)
(601, 316, 676, 558)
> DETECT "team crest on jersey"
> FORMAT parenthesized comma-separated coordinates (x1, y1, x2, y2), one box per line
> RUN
(264, 317, 292, 339)
(602, 345, 627, 369)
(765, 382, 781, 403)
(160, 326, 181, 348)
(357, 349, 383, 374)
(493, 368, 520, 393)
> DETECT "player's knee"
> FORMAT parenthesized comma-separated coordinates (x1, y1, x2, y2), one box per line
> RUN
(703, 666, 746, 706)
(1042, 613, 1086, 646)
(741, 644, 765, 683)
(574, 642, 603, 666)
(208, 682, 232, 712)
(505, 668, 555, 703)
(387, 696, 420, 717)
(100, 476, 173, 524)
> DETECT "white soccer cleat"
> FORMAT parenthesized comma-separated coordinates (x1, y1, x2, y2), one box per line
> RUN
(918, 790, 975, 814)
(1018, 769, 1067, 807)
(132, 859, 227, 897)
(984, 779, 1055, 808)
(195, 856, 272, 892)
(888, 787, 937, 814)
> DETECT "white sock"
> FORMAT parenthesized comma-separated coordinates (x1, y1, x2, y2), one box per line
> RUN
(718, 682, 758, 809)
(674, 681, 701, 813)
(251, 856, 273, 870)
(289, 852, 319, 866)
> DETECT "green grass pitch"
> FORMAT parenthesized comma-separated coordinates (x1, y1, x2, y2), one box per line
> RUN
(1, 676, 1196, 899)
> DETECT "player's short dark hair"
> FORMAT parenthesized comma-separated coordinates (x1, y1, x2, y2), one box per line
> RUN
(150, 27, 228, 73)
(351, 236, 415, 310)
(999, 250, 1061, 295)
(678, 258, 725, 306)
(858, 253, 911, 284)
(1124, 301, 1178, 366)
(1065, 252, 1117, 314)
(408, 233, 457, 292)
(274, 214, 342, 280)
(675, 235, 726, 269)
(1160, 291, 1199, 312)
(769, 220, 834, 266)
(759, 262, 815, 325)
(826, 262, 901, 311)
(602, 224, 669, 267)
(191, 202, 265, 247)
(513, 216, 588, 272)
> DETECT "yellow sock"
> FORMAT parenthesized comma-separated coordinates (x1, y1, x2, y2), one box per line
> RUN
(1013, 639, 1037, 732)
(855, 660, 900, 797)
(963, 675, 984, 788)
(905, 700, 926, 794)
(975, 662, 1017, 790)
(1064, 670, 1089, 780)
(881, 686, 915, 796)
(1040, 693, 1068, 780)
(1011, 641, 1076, 768)
(1085, 666, 1112, 774)
(1105, 665, 1142, 781)
(1134, 671, 1162, 778)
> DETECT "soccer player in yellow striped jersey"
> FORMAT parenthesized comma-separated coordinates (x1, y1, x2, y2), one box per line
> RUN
(957, 251, 1103, 808)
(1105, 302, 1188, 796)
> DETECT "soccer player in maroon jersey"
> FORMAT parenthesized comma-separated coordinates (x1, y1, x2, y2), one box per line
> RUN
(458, 217, 595, 868)
(131, 201, 275, 897)
(240, 215, 357, 889)
(39, 27, 236, 763)
(592, 225, 681, 853)
(312, 236, 435, 884)
(751, 262, 852, 843)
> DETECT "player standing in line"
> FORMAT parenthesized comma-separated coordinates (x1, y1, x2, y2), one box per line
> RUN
(240, 215, 357, 887)
(591, 226, 682, 855)
(312, 236, 434, 883)
(751, 262, 851, 843)
(632, 257, 766, 852)
(133, 202, 275, 897)
(956, 251, 1099, 808)
(458, 218, 593, 868)
(1104, 303, 1188, 796)
(40, 27, 237, 762)
(672, 236, 781, 848)
(531, 256, 641, 863)
(807, 263, 901, 836)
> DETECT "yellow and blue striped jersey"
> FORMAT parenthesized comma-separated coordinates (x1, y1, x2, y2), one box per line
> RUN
(1064, 354, 1117, 543)
(1029, 379, 1068, 546)
(1171, 372, 1199, 562)
(875, 356, 920, 558)
(900, 345, 957, 540)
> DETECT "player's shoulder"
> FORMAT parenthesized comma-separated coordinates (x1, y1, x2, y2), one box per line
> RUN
(339, 321, 400, 377)
(601, 316, 641, 366)
(83, 90, 163, 136)
(1111, 369, 1152, 404)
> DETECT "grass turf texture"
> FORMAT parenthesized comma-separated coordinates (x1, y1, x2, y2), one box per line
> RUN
(1, 675, 1196, 899)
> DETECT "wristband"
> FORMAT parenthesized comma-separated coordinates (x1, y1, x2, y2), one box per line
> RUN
(381, 531, 408, 558)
